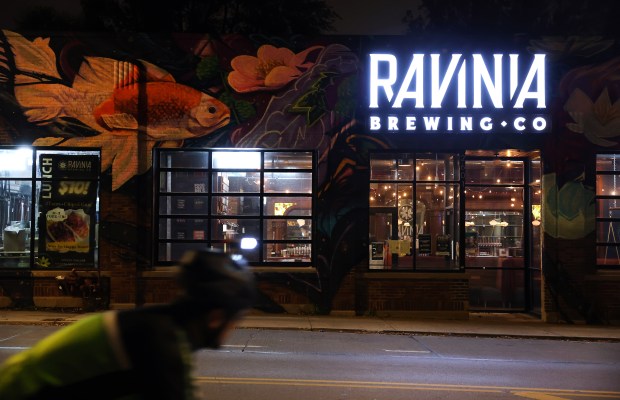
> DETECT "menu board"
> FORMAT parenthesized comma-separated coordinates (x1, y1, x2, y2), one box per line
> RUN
(436, 234, 451, 256)
(418, 234, 431, 255)
(38, 154, 99, 268)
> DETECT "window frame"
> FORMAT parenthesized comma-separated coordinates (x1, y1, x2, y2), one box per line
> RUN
(0, 146, 101, 270)
(369, 151, 462, 272)
(153, 148, 316, 267)
(595, 153, 620, 269)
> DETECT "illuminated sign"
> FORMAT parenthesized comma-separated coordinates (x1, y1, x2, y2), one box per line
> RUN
(367, 53, 549, 133)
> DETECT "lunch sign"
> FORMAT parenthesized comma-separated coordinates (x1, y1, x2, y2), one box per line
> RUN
(38, 154, 99, 268)
(366, 52, 549, 134)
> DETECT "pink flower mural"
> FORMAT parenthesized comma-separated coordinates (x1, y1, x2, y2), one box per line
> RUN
(228, 44, 322, 93)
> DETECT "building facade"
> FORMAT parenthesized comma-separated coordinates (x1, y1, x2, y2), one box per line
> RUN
(0, 30, 618, 324)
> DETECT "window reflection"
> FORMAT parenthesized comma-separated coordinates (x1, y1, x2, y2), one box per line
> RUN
(264, 172, 312, 193)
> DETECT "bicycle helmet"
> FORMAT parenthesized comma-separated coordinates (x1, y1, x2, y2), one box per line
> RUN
(176, 249, 256, 315)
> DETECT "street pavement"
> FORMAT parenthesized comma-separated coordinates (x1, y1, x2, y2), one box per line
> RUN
(1, 309, 619, 341)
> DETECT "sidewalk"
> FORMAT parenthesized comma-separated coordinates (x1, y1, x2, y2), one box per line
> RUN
(2, 309, 619, 341)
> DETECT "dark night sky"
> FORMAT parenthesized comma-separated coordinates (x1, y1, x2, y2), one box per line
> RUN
(0, 0, 416, 34)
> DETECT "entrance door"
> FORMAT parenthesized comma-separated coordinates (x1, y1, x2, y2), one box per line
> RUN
(369, 207, 398, 269)
(464, 155, 539, 311)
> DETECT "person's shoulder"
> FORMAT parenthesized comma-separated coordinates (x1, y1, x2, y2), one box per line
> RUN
(117, 307, 181, 342)
(116, 307, 189, 366)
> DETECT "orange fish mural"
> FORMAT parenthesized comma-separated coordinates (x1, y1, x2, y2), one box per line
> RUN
(0, 30, 230, 190)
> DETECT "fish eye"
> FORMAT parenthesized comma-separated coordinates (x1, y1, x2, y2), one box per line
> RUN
(208, 106, 217, 114)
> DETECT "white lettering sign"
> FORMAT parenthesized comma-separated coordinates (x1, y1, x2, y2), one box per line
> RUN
(369, 53, 546, 109)
(368, 52, 548, 133)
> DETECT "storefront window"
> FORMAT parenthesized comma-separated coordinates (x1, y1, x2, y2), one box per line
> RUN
(369, 152, 460, 271)
(596, 154, 620, 268)
(0, 147, 100, 269)
(155, 149, 315, 266)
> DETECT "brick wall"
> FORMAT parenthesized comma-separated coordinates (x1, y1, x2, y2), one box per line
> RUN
(346, 271, 470, 318)
(585, 276, 620, 324)
(99, 180, 140, 307)
(541, 233, 620, 325)
(137, 275, 181, 304)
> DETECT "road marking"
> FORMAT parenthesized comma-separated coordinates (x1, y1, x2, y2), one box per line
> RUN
(0, 346, 29, 350)
(197, 377, 620, 398)
(222, 345, 264, 348)
(384, 349, 431, 353)
(513, 391, 620, 399)
(197, 377, 502, 393)
(0, 334, 20, 342)
(512, 392, 570, 400)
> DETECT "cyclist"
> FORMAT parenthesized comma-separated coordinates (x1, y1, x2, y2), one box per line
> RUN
(0, 249, 256, 399)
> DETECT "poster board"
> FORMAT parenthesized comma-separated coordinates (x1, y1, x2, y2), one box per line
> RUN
(38, 154, 99, 268)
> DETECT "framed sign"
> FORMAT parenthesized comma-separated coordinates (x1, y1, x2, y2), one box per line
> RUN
(38, 154, 99, 268)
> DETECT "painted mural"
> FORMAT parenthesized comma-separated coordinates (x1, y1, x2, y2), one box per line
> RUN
(544, 51, 620, 240)
(0, 29, 374, 310)
(0, 29, 619, 316)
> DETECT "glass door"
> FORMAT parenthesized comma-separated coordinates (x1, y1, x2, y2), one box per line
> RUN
(369, 207, 398, 269)
(464, 156, 528, 310)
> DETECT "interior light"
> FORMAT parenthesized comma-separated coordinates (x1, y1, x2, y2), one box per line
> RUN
(213, 151, 260, 169)
(0, 147, 33, 172)
(240, 237, 258, 250)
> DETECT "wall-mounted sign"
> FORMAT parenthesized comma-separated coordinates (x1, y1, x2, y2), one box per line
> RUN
(38, 154, 99, 268)
(367, 53, 549, 133)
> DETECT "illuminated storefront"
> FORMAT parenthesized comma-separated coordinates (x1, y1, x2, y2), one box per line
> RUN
(360, 49, 548, 312)
(0, 31, 618, 323)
